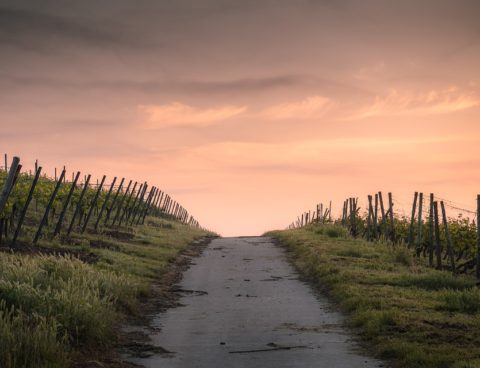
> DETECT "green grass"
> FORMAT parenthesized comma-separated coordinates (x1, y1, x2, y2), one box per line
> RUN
(268, 224, 480, 368)
(0, 216, 212, 367)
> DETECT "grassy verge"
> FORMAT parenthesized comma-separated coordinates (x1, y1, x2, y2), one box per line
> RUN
(268, 224, 480, 368)
(0, 216, 212, 368)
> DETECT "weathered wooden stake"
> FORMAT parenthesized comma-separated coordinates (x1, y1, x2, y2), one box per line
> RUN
(0, 156, 20, 214)
(378, 192, 386, 237)
(126, 182, 145, 224)
(94, 177, 117, 231)
(117, 181, 138, 226)
(67, 174, 91, 236)
(367, 195, 373, 239)
(428, 193, 434, 267)
(416, 192, 423, 256)
(34, 169, 66, 244)
(81, 175, 106, 233)
(12, 166, 42, 246)
(133, 186, 152, 225)
(373, 194, 378, 239)
(140, 188, 157, 225)
(54, 171, 81, 236)
(105, 178, 125, 225)
(440, 201, 456, 273)
(408, 192, 418, 248)
(433, 201, 442, 269)
(388, 192, 395, 242)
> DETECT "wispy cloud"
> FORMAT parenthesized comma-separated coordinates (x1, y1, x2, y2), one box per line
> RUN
(138, 95, 336, 127)
(352, 87, 479, 119)
(353, 62, 386, 81)
(261, 95, 335, 120)
(138, 102, 247, 128)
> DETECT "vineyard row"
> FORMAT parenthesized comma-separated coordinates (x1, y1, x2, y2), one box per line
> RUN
(288, 191, 480, 279)
(0, 156, 201, 248)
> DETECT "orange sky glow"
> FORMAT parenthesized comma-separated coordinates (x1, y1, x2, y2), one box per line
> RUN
(1, 1, 479, 235)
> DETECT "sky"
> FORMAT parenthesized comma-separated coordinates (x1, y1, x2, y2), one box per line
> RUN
(1, 0, 479, 235)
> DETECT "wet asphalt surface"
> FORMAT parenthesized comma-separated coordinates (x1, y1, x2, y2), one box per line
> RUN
(127, 236, 384, 368)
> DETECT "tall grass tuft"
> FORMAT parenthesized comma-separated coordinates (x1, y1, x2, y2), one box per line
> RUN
(0, 301, 67, 368)
(0, 253, 140, 366)
(438, 288, 480, 314)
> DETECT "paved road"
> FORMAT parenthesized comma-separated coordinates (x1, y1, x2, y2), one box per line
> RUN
(128, 237, 384, 368)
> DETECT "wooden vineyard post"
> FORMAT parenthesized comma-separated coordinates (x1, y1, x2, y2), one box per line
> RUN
(165, 197, 171, 214)
(162, 195, 168, 212)
(156, 191, 164, 212)
(388, 192, 395, 242)
(0, 156, 20, 214)
(133, 186, 153, 225)
(139, 188, 157, 225)
(428, 193, 434, 267)
(477, 195, 480, 279)
(440, 201, 456, 273)
(94, 177, 117, 231)
(167, 199, 173, 215)
(128, 183, 145, 222)
(4, 154, 7, 172)
(433, 201, 442, 269)
(166, 196, 171, 212)
(112, 180, 134, 226)
(81, 175, 106, 233)
(347, 199, 351, 230)
(12, 166, 42, 247)
(416, 192, 423, 256)
(408, 192, 418, 248)
(148, 189, 160, 217)
(34, 169, 66, 244)
(367, 195, 373, 240)
(350, 198, 357, 237)
(126, 183, 146, 224)
(373, 194, 378, 240)
(323, 206, 329, 223)
(104, 178, 125, 225)
(117, 181, 138, 226)
(348, 198, 353, 234)
(67, 174, 91, 236)
(378, 192, 386, 237)
(131, 184, 149, 225)
(54, 171, 81, 236)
